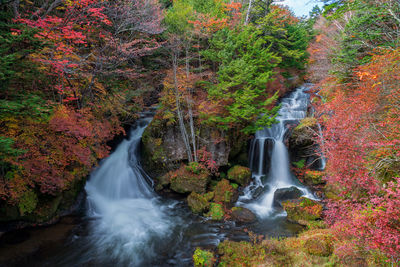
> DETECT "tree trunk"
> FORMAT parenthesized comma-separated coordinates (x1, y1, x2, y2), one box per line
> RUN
(185, 47, 198, 162)
(12, 0, 20, 18)
(245, 0, 253, 25)
(173, 52, 193, 162)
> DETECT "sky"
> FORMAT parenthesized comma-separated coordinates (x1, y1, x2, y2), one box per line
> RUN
(280, 0, 322, 17)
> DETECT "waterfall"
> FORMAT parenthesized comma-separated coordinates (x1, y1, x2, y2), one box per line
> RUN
(238, 85, 316, 218)
(316, 122, 327, 170)
(84, 117, 175, 266)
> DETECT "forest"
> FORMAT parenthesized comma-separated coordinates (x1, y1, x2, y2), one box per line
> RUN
(0, 0, 399, 266)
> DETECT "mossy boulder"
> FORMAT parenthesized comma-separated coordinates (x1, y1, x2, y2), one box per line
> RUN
(273, 186, 303, 208)
(231, 207, 256, 223)
(193, 248, 215, 267)
(0, 178, 84, 226)
(227, 166, 252, 186)
(213, 179, 237, 205)
(187, 192, 210, 214)
(154, 173, 172, 191)
(282, 197, 323, 226)
(167, 165, 210, 194)
(304, 170, 325, 185)
(303, 232, 334, 257)
(205, 203, 224, 220)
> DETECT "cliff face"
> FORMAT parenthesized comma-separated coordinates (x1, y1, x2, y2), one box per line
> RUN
(141, 112, 249, 181)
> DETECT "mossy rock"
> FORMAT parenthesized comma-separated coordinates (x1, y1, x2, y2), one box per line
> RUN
(205, 203, 224, 221)
(193, 248, 215, 267)
(187, 192, 210, 214)
(303, 232, 334, 257)
(231, 207, 256, 223)
(227, 166, 251, 186)
(282, 197, 323, 226)
(203, 192, 214, 202)
(155, 173, 172, 191)
(213, 179, 237, 205)
(304, 170, 325, 185)
(169, 165, 210, 194)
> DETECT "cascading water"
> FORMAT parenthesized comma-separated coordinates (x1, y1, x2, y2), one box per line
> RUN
(26, 89, 317, 267)
(238, 85, 316, 217)
(83, 117, 175, 266)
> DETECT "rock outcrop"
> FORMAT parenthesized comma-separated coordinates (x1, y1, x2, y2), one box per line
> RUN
(227, 166, 252, 186)
(141, 113, 249, 181)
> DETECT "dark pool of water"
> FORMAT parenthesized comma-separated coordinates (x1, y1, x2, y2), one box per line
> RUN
(0, 197, 303, 267)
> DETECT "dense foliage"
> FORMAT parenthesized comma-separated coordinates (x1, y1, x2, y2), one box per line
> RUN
(308, 0, 400, 263)
(0, 0, 164, 219)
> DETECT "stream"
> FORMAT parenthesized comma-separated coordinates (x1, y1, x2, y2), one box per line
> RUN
(0, 85, 317, 267)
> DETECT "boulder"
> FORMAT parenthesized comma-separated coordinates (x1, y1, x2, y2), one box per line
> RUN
(193, 248, 215, 267)
(168, 165, 210, 194)
(187, 192, 210, 214)
(273, 186, 303, 208)
(205, 203, 224, 221)
(231, 207, 256, 223)
(213, 179, 237, 205)
(282, 197, 323, 226)
(227, 166, 252, 186)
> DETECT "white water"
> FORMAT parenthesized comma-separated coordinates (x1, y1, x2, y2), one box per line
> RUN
(84, 118, 175, 266)
(239, 85, 316, 218)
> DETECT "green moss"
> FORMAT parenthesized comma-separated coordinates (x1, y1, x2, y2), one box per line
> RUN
(293, 159, 306, 169)
(213, 179, 235, 204)
(282, 197, 323, 226)
(187, 192, 210, 214)
(203, 192, 214, 202)
(18, 190, 38, 216)
(169, 165, 210, 194)
(304, 170, 325, 185)
(205, 203, 224, 220)
(295, 117, 317, 130)
(231, 183, 238, 189)
(227, 165, 251, 186)
(193, 248, 215, 267)
(186, 162, 207, 175)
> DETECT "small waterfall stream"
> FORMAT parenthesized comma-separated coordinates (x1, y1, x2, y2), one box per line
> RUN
(238, 85, 316, 217)
(84, 117, 176, 265)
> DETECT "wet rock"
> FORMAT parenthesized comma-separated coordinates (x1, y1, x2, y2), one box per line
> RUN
(231, 207, 256, 223)
(252, 186, 266, 200)
(282, 197, 323, 226)
(227, 166, 252, 186)
(273, 186, 303, 208)
(155, 173, 172, 191)
(187, 192, 210, 214)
